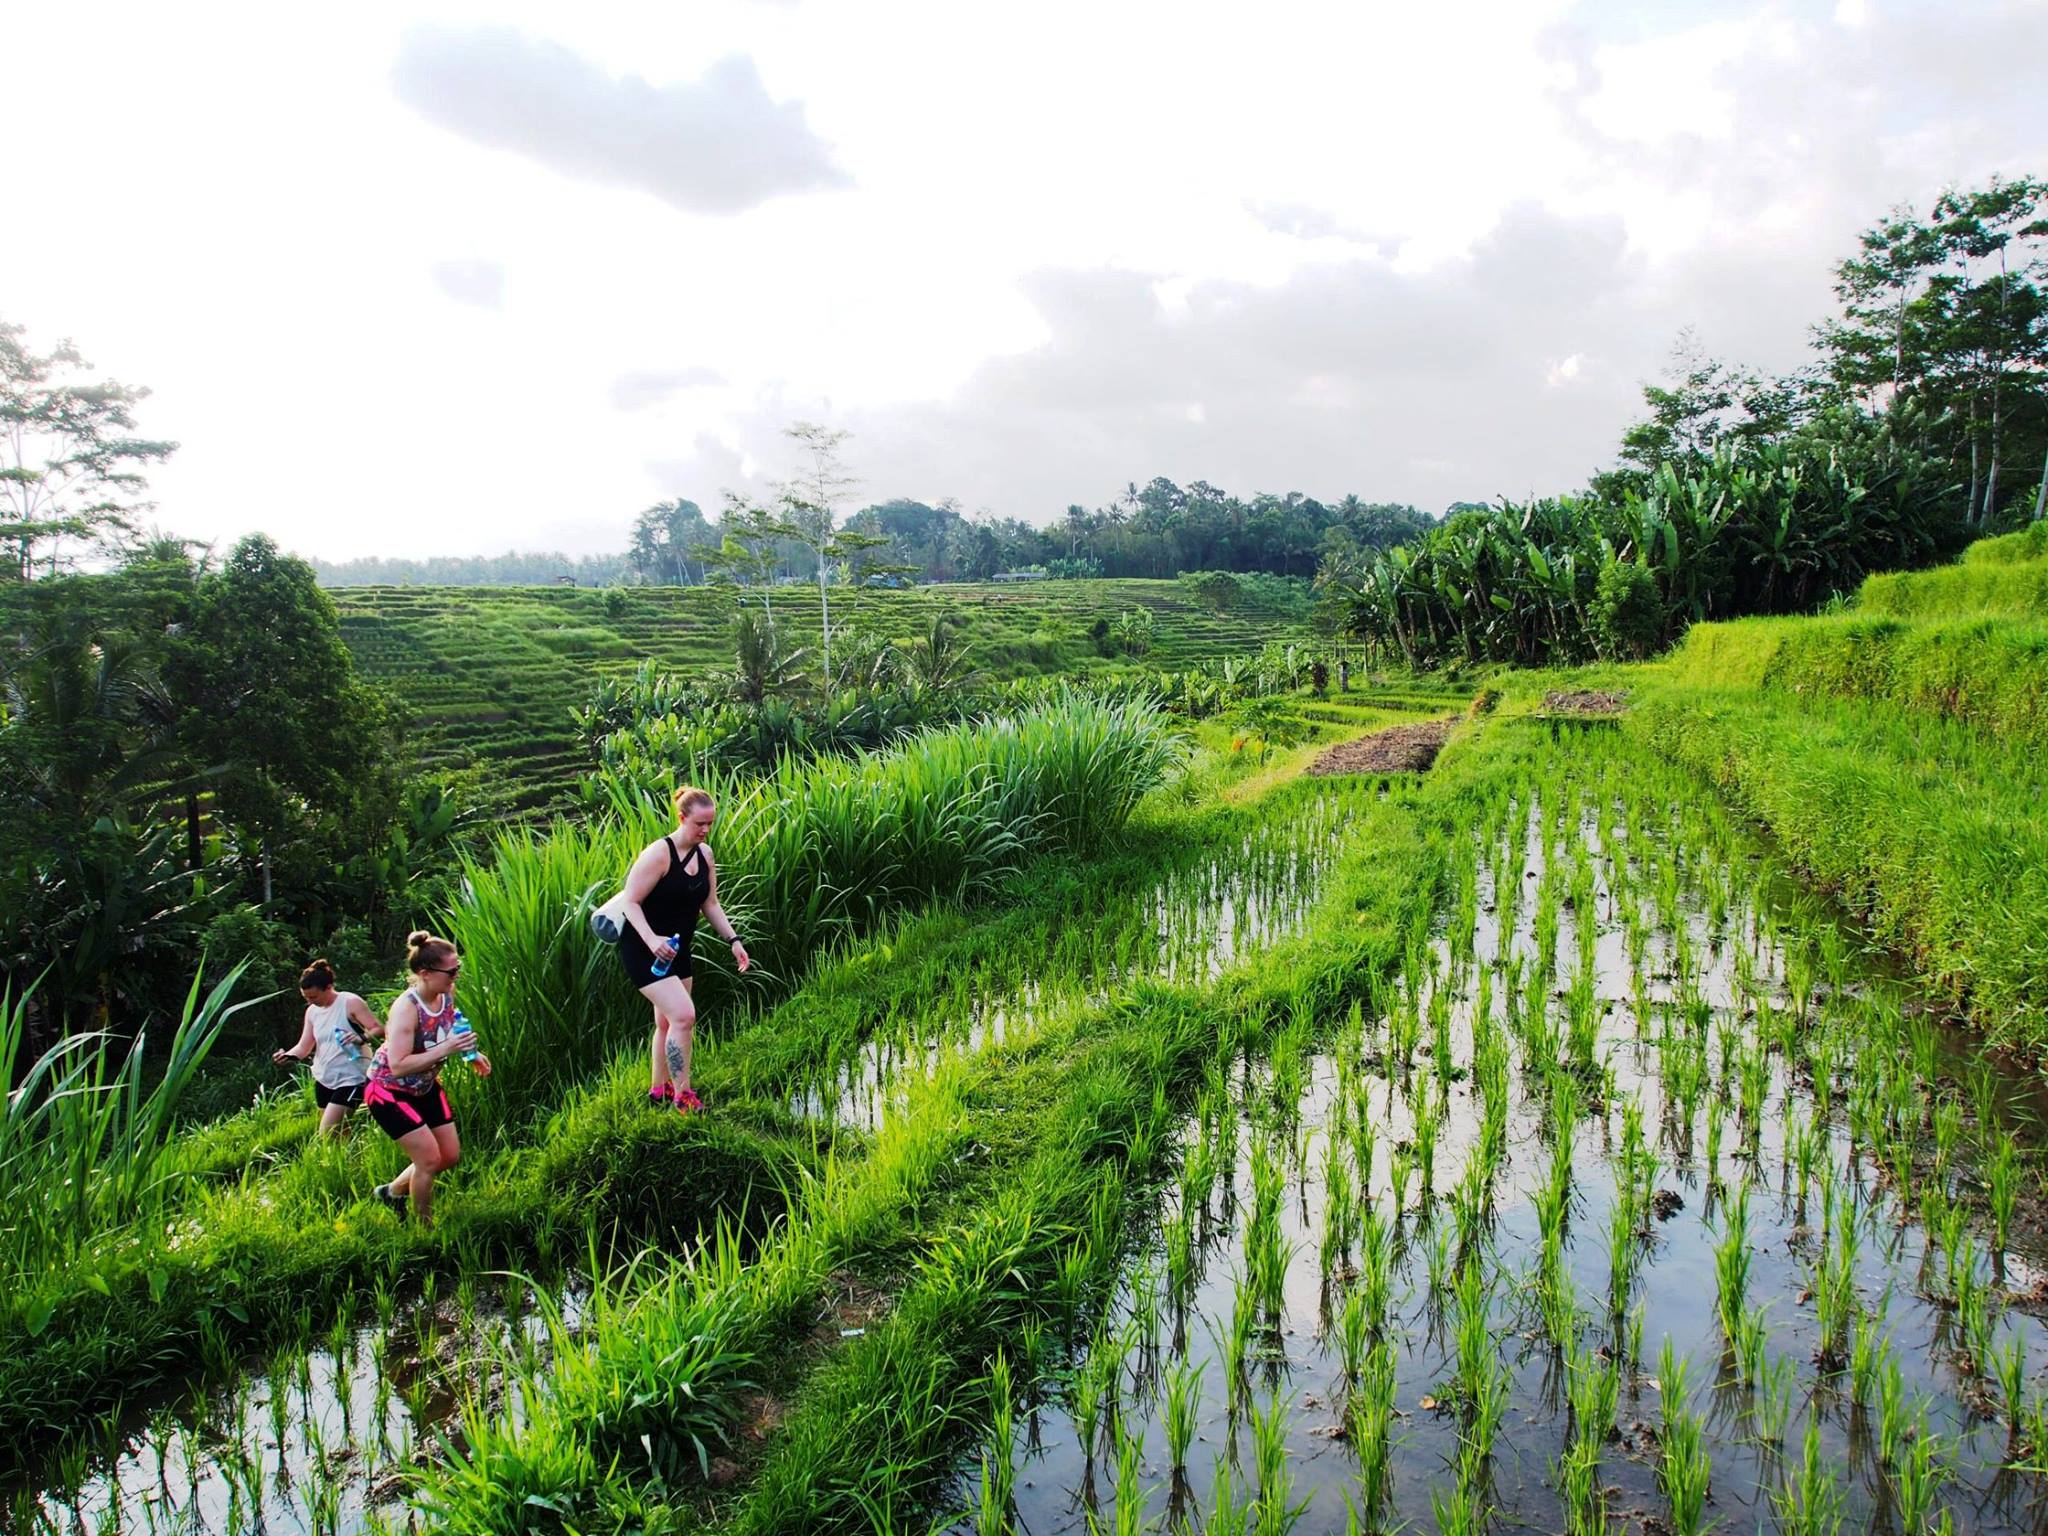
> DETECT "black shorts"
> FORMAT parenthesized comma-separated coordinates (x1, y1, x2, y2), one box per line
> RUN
(314, 1079, 365, 1111)
(367, 1082, 454, 1140)
(619, 929, 692, 989)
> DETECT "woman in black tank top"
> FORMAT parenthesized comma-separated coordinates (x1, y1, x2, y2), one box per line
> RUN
(619, 784, 749, 1113)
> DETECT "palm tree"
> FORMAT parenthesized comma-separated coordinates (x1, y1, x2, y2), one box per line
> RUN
(901, 612, 983, 698)
(726, 610, 811, 704)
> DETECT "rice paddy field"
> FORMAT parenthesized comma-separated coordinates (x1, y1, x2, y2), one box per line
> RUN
(8, 527, 2048, 1536)
(331, 579, 1317, 813)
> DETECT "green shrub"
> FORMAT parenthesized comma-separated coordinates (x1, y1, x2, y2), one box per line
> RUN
(445, 696, 1185, 1137)
(1179, 570, 1242, 612)
(1591, 558, 1666, 659)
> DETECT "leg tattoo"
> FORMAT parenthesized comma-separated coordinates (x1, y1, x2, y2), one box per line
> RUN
(666, 1039, 687, 1079)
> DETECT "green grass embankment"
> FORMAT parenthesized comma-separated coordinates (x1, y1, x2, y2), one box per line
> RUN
(1859, 552, 2048, 620)
(1629, 687, 2048, 1052)
(1637, 526, 2048, 1055)
(1667, 613, 2048, 750)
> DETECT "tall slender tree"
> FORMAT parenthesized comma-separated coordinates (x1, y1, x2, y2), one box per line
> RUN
(0, 319, 177, 580)
(773, 422, 859, 689)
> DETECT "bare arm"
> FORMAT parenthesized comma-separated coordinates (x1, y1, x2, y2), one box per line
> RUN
(344, 993, 384, 1039)
(274, 1011, 317, 1064)
(700, 848, 750, 973)
(381, 994, 463, 1078)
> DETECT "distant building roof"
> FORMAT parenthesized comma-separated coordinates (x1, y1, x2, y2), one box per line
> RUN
(991, 569, 1043, 582)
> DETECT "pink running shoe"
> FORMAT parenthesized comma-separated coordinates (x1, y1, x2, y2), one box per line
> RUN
(673, 1087, 703, 1115)
(647, 1083, 673, 1108)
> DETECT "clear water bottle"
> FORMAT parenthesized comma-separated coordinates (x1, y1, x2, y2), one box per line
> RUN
(451, 1010, 480, 1062)
(650, 934, 683, 980)
(333, 1021, 363, 1063)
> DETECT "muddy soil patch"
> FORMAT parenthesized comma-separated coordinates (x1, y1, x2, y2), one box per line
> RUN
(1305, 715, 1456, 775)
(1541, 688, 1628, 715)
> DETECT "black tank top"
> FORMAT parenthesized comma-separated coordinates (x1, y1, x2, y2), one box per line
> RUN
(641, 837, 711, 944)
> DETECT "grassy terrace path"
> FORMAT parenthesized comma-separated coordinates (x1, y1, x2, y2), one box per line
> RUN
(331, 580, 1317, 812)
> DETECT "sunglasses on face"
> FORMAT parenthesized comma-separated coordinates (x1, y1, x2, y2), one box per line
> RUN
(426, 965, 462, 976)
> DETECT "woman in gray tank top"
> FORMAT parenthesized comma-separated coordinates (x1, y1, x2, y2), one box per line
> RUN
(274, 958, 385, 1136)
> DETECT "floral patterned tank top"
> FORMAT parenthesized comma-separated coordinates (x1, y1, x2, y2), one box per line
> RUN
(368, 988, 452, 1095)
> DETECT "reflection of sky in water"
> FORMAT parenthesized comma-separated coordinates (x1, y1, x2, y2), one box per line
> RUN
(14, 1284, 583, 1536)
(794, 794, 1352, 1133)
(951, 793, 2048, 1536)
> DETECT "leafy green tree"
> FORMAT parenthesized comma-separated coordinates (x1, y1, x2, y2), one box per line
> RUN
(0, 319, 177, 580)
(1930, 177, 2048, 523)
(628, 498, 712, 585)
(1817, 175, 2048, 526)
(699, 494, 788, 624)
(0, 613, 207, 1032)
(169, 535, 399, 908)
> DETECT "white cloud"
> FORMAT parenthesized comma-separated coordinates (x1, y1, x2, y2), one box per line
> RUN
(430, 258, 506, 310)
(0, 0, 2041, 559)
(612, 368, 726, 411)
(1547, 354, 1586, 387)
(391, 26, 848, 214)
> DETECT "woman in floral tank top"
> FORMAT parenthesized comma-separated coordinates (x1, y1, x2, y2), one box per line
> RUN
(367, 930, 491, 1226)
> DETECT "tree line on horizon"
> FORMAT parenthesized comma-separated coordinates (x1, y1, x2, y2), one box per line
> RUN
(306, 487, 1438, 589)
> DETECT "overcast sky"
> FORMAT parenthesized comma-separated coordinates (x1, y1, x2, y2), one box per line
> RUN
(7, 0, 2046, 560)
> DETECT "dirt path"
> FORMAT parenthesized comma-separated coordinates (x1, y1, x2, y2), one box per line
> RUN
(1305, 715, 1458, 775)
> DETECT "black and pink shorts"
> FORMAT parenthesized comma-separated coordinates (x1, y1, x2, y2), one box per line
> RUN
(366, 1080, 453, 1140)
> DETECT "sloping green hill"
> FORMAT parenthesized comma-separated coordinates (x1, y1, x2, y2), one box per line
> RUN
(332, 579, 1316, 810)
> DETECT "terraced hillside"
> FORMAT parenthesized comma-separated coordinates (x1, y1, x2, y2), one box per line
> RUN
(332, 579, 1317, 810)
(1637, 519, 2048, 1046)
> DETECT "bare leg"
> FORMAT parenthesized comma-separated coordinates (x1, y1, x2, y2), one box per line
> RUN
(317, 1103, 350, 1137)
(390, 1126, 439, 1219)
(650, 1006, 671, 1093)
(640, 976, 698, 1093)
(411, 1124, 461, 1225)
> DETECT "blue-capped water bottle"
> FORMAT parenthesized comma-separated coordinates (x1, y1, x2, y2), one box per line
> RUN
(650, 935, 683, 980)
(333, 1020, 363, 1063)
(451, 1009, 480, 1062)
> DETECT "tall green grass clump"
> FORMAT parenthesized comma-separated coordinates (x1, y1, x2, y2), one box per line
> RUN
(1961, 522, 2048, 566)
(3, 965, 255, 1331)
(445, 694, 1184, 1134)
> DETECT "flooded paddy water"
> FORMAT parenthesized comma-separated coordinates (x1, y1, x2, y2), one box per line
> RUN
(4, 1272, 582, 1536)
(951, 736, 2048, 1536)
(793, 787, 1359, 1133)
